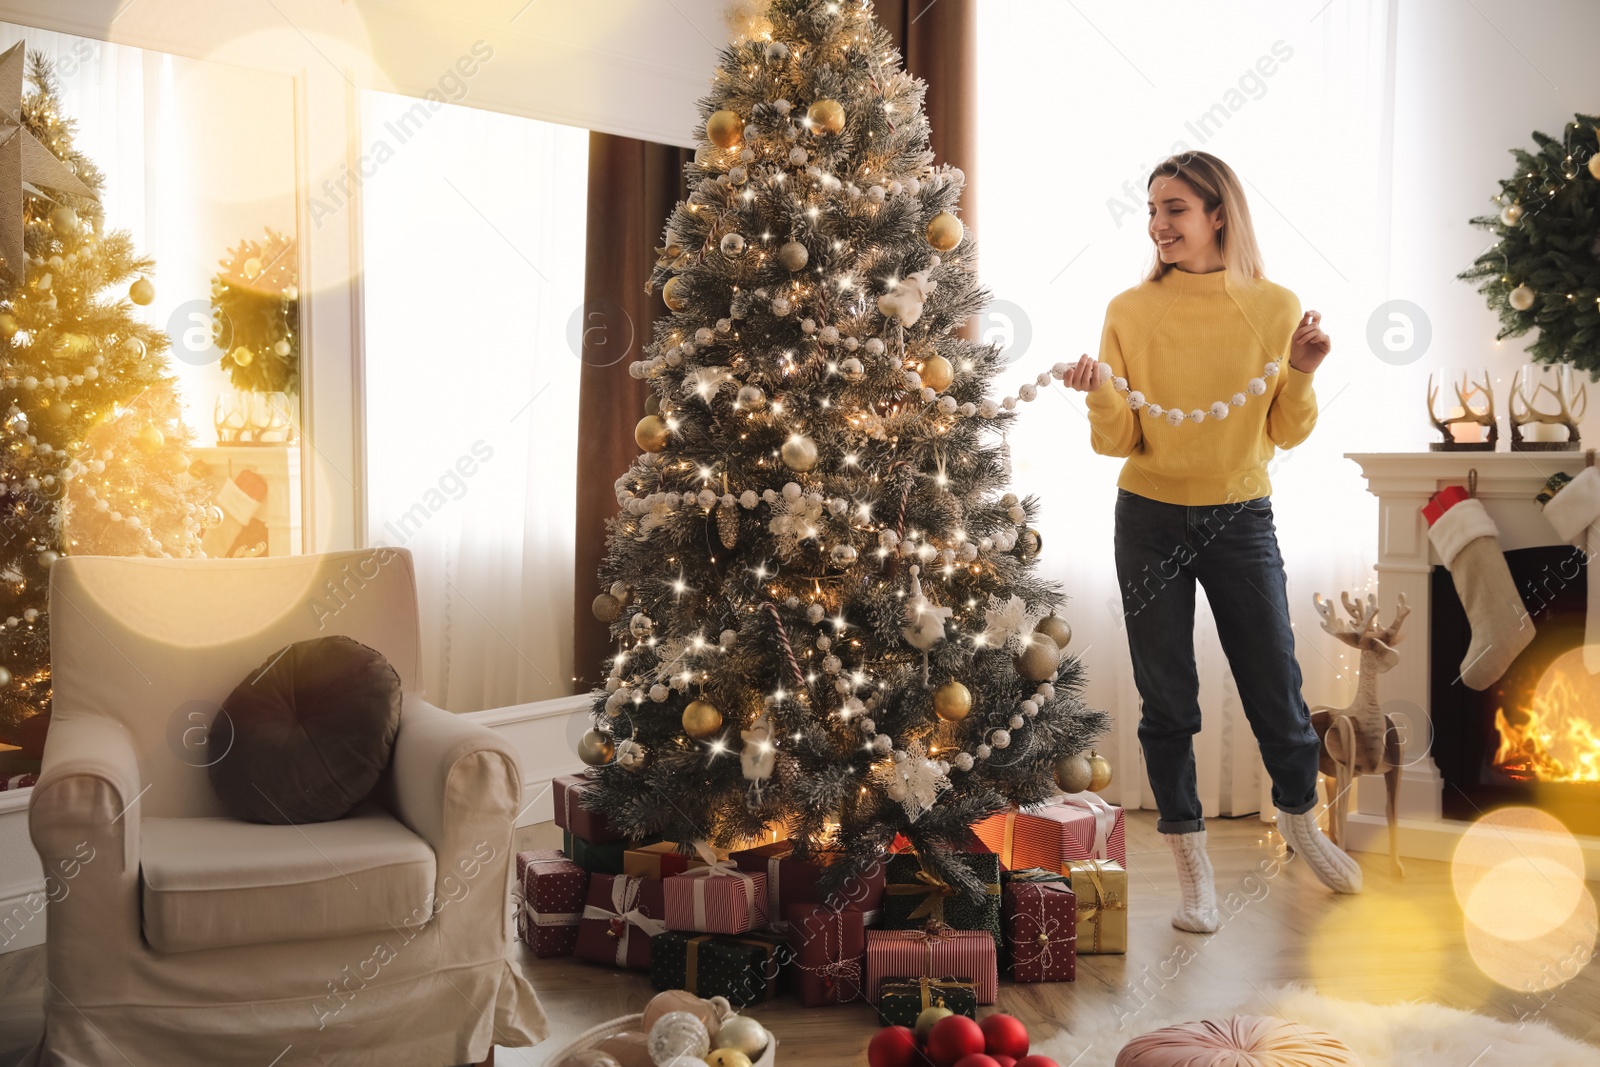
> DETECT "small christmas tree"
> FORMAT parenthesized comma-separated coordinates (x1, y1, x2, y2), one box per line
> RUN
(0, 50, 211, 750)
(579, 0, 1108, 895)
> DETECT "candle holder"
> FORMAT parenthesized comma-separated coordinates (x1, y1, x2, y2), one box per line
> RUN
(1428, 369, 1497, 451)
(1510, 362, 1584, 451)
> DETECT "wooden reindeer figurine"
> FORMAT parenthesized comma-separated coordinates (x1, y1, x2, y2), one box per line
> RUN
(1309, 590, 1409, 876)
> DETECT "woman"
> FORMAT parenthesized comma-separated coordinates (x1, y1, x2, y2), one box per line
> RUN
(1062, 151, 1360, 934)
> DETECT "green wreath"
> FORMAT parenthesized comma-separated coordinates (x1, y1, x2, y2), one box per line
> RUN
(211, 228, 299, 394)
(1458, 112, 1600, 378)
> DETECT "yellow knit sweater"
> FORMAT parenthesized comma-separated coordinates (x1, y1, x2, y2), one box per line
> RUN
(1085, 265, 1317, 505)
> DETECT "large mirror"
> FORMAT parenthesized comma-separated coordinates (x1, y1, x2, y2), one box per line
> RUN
(0, 23, 300, 769)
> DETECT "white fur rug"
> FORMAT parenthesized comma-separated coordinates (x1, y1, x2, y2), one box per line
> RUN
(1030, 983, 1600, 1067)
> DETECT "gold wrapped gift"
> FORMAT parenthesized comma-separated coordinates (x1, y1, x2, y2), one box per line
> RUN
(1064, 859, 1127, 954)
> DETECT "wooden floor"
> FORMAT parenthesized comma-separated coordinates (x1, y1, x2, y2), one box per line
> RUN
(3, 811, 1597, 1065)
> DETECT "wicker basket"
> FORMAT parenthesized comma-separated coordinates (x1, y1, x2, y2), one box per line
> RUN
(537, 999, 779, 1066)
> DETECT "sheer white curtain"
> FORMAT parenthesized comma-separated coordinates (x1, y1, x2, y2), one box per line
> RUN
(360, 93, 587, 712)
(977, 0, 1398, 817)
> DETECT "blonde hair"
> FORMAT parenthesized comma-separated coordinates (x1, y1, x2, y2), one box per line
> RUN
(1143, 151, 1266, 287)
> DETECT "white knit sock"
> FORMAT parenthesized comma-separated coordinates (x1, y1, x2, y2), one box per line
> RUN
(1278, 808, 1363, 894)
(1164, 830, 1220, 933)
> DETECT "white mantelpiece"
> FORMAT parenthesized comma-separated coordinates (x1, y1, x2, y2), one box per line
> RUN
(1342, 451, 1600, 876)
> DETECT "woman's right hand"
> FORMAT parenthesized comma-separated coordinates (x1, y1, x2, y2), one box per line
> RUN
(1062, 354, 1103, 393)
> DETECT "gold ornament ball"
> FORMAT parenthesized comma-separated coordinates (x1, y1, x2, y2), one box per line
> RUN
(682, 699, 724, 740)
(577, 729, 616, 767)
(933, 677, 972, 723)
(645, 392, 662, 416)
(635, 415, 671, 453)
(0, 313, 17, 339)
(1017, 527, 1043, 560)
(136, 424, 165, 453)
(1590, 155, 1600, 180)
(714, 1016, 769, 1057)
(781, 434, 819, 471)
(921, 354, 954, 392)
(778, 240, 810, 271)
(0, 666, 10, 687)
(807, 98, 845, 135)
(1508, 284, 1536, 312)
(706, 109, 744, 149)
(1499, 202, 1524, 227)
(663, 275, 689, 312)
(707, 1050, 754, 1067)
(1035, 611, 1073, 652)
(50, 206, 78, 236)
(1013, 631, 1061, 682)
(231, 345, 255, 367)
(166, 449, 191, 474)
(592, 592, 623, 622)
(129, 278, 155, 305)
(1087, 749, 1114, 792)
(1054, 751, 1093, 794)
(926, 211, 964, 252)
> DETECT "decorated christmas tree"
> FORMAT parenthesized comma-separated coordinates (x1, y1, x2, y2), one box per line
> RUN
(0, 48, 211, 752)
(578, 0, 1108, 896)
(212, 227, 300, 396)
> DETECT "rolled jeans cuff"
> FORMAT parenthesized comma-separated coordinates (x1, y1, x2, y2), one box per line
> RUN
(1276, 798, 1318, 817)
(1157, 817, 1206, 835)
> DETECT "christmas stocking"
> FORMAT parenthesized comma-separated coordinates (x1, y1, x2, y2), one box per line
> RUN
(202, 468, 269, 558)
(1423, 486, 1535, 690)
(1538, 466, 1600, 674)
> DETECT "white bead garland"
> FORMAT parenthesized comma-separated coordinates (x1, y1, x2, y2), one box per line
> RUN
(1102, 361, 1279, 426)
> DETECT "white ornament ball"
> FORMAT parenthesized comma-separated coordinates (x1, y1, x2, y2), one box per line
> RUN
(864, 337, 885, 356)
(953, 752, 975, 772)
(1019, 384, 1037, 402)
(1146, 404, 1164, 418)
(1126, 390, 1145, 410)
(1263, 361, 1278, 377)
(1500, 202, 1524, 226)
(1509, 284, 1536, 311)
(872, 734, 893, 754)
(991, 729, 1012, 749)
(938, 395, 958, 414)
(740, 490, 759, 509)
(1009, 714, 1025, 729)
(721, 233, 746, 256)
(650, 684, 670, 702)
(1209, 401, 1230, 419)
(976, 744, 992, 759)
(648, 1011, 712, 1064)
(1231, 392, 1247, 406)
(695, 327, 714, 344)
(716, 1015, 770, 1058)
(1189, 409, 1206, 423)
(1247, 378, 1266, 396)
(1166, 408, 1185, 426)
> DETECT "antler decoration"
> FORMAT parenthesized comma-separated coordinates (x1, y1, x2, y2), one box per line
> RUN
(1510, 364, 1586, 451)
(1427, 370, 1497, 451)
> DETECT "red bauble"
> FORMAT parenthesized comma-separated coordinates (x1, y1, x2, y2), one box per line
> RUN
(868, 1026, 920, 1067)
(927, 1016, 987, 1067)
(981, 1014, 1030, 1059)
(954, 1057, 1002, 1067)
(1015, 1058, 1061, 1067)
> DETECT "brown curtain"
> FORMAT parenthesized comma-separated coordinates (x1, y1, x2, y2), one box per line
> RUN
(572, 133, 691, 691)
(570, 9, 978, 690)
(880, 0, 979, 243)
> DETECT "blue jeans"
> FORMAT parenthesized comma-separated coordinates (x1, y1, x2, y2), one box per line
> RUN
(1112, 487, 1321, 834)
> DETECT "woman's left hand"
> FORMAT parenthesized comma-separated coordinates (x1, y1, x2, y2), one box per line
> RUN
(1289, 310, 1331, 373)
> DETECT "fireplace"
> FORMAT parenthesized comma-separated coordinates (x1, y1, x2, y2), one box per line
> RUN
(1341, 452, 1600, 868)
(1430, 543, 1600, 835)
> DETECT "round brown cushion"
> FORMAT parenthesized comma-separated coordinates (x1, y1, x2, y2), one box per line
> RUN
(208, 636, 402, 824)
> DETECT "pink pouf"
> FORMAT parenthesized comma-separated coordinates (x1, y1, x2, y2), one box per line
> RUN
(1115, 1015, 1359, 1066)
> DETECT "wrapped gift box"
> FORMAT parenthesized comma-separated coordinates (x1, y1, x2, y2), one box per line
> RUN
(624, 841, 716, 880)
(864, 928, 998, 1003)
(650, 931, 791, 1007)
(730, 842, 886, 931)
(1004, 871, 1076, 982)
(877, 977, 978, 1028)
(664, 865, 768, 935)
(565, 829, 663, 876)
(785, 904, 866, 1006)
(973, 792, 1126, 870)
(574, 874, 666, 970)
(514, 851, 587, 958)
(553, 772, 625, 844)
(881, 849, 1002, 954)
(1065, 859, 1128, 955)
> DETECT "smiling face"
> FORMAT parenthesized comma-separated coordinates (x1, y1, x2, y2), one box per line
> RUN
(1148, 173, 1225, 272)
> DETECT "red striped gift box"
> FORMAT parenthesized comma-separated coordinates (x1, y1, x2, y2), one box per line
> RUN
(864, 928, 998, 1003)
(664, 863, 769, 935)
(973, 792, 1126, 870)
(514, 851, 586, 957)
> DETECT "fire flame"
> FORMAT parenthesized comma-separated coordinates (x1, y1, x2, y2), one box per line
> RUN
(1492, 648, 1600, 783)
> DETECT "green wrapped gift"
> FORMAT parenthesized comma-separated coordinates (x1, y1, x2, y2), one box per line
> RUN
(650, 931, 792, 1007)
(564, 829, 662, 876)
(877, 977, 978, 1028)
(882, 850, 1002, 954)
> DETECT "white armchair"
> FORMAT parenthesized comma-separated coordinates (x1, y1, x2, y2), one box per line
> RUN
(23, 547, 547, 1066)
